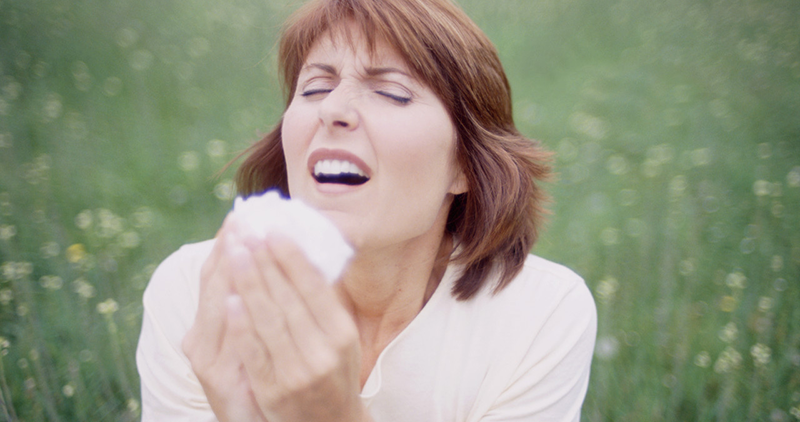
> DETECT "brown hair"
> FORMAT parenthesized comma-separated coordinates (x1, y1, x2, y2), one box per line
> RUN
(236, 0, 552, 300)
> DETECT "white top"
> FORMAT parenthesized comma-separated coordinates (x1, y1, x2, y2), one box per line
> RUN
(136, 240, 597, 422)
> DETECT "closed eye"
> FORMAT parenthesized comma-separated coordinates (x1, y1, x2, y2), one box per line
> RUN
(376, 91, 411, 104)
(301, 89, 332, 97)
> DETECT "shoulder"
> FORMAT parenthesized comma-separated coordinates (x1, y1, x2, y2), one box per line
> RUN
(448, 253, 596, 353)
(460, 255, 597, 420)
(520, 254, 584, 285)
(489, 254, 595, 320)
(470, 254, 597, 362)
(137, 240, 218, 419)
(143, 240, 215, 299)
(142, 239, 216, 336)
(519, 254, 587, 290)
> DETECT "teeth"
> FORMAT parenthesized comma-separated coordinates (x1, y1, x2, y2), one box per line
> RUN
(313, 159, 367, 177)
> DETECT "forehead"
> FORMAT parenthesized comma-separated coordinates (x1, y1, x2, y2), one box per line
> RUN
(302, 25, 411, 72)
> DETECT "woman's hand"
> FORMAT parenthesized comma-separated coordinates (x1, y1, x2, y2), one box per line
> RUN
(182, 216, 268, 422)
(183, 217, 370, 422)
(225, 229, 367, 422)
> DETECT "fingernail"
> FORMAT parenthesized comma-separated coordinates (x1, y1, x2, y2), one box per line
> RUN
(225, 234, 251, 266)
(264, 233, 290, 250)
(226, 294, 244, 317)
(223, 232, 238, 251)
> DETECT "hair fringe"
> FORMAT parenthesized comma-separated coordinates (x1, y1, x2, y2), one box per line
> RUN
(234, 0, 553, 301)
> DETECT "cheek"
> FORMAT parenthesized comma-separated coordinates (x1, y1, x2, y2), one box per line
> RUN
(378, 112, 456, 183)
(280, 106, 311, 174)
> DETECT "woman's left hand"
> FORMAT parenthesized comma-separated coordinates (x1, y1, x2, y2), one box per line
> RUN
(223, 225, 370, 422)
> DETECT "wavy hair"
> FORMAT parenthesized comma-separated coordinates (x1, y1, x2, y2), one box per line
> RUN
(236, 0, 552, 300)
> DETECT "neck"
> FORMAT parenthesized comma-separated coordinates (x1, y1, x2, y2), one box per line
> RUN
(336, 229, 453, 353)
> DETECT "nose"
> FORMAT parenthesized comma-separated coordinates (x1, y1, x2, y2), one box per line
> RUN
(318, 84, 359, 131)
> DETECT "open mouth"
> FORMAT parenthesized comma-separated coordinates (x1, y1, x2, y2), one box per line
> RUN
(313, 159, 370, 186)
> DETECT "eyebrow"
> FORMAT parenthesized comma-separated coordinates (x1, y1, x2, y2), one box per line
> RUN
(302, 63, 411, 78)
(364, 67, 411, 78)
(303, 63, 337, 74)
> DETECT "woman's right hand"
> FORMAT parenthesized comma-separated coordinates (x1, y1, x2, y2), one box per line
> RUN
(182, 216, 268, 422)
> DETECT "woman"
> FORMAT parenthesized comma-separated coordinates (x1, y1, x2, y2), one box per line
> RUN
(136, 0, 597, 420)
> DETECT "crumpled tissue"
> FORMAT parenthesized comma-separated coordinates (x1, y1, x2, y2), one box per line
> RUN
(230, 190, 353, 284)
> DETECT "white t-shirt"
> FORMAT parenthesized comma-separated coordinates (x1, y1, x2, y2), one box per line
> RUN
(136, 240, 597, 422)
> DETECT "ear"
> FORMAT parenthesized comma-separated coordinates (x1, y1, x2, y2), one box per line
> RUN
(449, 168, 468, 195)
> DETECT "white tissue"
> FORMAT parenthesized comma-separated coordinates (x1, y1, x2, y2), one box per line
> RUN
(230, 190, 353, 284)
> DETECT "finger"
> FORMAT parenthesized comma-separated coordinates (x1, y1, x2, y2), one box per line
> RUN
(184, 221, 237, 361)
(266, 236, 357, 339)
(195, 215, 239, 328)
(215, 302, 272, 422)
(201, 213, 236, 290)
(227, 239, 313, 386)
(226, 295, 276, 395)
(252, 239, 353, 371)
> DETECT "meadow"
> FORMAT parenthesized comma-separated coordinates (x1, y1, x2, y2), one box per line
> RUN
(0, 0, 799, 420)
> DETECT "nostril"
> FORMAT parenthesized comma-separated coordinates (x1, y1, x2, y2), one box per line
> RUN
(333, 120, 349, 127)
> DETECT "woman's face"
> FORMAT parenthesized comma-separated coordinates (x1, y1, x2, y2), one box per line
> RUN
(281, 26, 466, 252)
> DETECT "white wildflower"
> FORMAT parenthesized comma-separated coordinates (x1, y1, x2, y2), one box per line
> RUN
(714, 346, 742, 373)
(97, 298, 119, 315)
(596, 276, 619, 304)
(40, 275, 63, 290)
(751, 343, 772, 366)
(725, 271, 747, 289)
(694, 351, 711, 368)
(718, 322, 738, 343)
(594, 336, 619, 360)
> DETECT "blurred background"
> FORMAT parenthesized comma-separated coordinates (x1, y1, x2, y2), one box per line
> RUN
(0, 0, 798, 420)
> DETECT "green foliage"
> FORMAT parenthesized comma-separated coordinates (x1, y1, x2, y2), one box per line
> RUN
(0, 0, 799, 420)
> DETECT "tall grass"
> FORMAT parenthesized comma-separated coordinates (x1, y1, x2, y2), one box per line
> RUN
(0, 0, 798, 420)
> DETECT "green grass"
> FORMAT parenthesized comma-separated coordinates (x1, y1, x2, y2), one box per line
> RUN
(1, 0, 799, 420)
